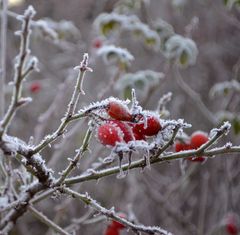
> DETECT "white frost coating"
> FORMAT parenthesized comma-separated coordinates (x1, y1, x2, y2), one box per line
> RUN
(209, 121, 231, 138)
(225, 142, 233, 148)
(29, 56, 40, 72)
(18, 97, 33, 107)
(113, 140, 154, 154)
(97, 45, 134, 65)
(155, 119, 191, 145)
(0, 196, 8, 208)
(115, 70, 164, 100)
(24, 5, 36, 18)
(209, 80, 240, 98)
(164, 34, 198, 67)
(3, 135, 29, 155)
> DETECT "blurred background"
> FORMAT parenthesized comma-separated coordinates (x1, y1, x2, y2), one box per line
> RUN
(2, 0, 240, 234)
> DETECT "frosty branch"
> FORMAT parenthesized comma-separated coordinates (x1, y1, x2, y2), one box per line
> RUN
(62, 187, 173, 235)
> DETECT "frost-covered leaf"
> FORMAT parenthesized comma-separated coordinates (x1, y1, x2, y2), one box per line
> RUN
(123, 18, 161, 51)
(94, 13, 127, 37)
(97, 45, 134, 66)
(153, 19, 175, 49)
(209, 80, 240, 98)
(164, 34, 198, 68)
(115, 70, 164, 100)
(35, 18, 80, 41)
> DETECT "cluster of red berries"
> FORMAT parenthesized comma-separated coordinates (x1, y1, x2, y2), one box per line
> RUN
(104, 213, 126, 235)
(175, 131, 208, 162)
(97, 99, 162, 147)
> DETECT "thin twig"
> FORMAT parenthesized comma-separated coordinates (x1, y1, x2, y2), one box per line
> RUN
(29, 205, 70, 235)
(56, 127, 92, 185)
(0, 0, 8, 119)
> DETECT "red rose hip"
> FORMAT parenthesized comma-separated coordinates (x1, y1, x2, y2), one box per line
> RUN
(109, 120, 134, 143)
(107, 100, 132, 121)
(133, 115, 161, 136)
(97, 123, 123, 146)
(105, 226, 119, 235)
(97, 121, 134, 146)
(190, 131, 208, 149)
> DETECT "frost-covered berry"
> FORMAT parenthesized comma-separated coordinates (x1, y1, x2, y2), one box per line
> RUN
(175, 139, 205, 162)
(107, 100, 132, 121)
(30, 82, 41, 93)
(190, 131, 208, 149)
(133, 115, 162, 136)
(97, 121, 134, 146)
(175, 141, 191, 152)
(97, 123, 123, 146)
(133, 130, 146, 140)
(129, 123, 146, 140)
(110, 120, 134, 143)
